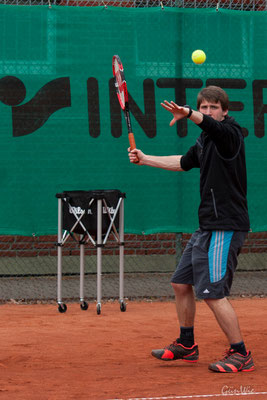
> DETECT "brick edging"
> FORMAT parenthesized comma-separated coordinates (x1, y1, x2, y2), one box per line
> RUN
(0, 232, 266, 257)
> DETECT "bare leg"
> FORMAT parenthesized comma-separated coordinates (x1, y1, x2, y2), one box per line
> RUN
(171, 283, 196, 327)
(204, 297, 243, 344)
(151, 283, 199, 361)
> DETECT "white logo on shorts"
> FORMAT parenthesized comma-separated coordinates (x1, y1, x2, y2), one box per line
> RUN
(203, 289, 210, 294)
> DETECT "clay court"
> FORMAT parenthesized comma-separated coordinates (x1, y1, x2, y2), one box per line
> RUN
(0, 298, 266, 400)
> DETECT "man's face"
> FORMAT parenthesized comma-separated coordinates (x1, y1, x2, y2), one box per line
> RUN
(199, 99, 228, 121)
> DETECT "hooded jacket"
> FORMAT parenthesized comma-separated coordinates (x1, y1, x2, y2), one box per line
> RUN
(180, 114, 250, 231)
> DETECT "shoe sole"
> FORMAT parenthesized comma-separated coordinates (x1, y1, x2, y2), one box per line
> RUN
(209, 365, 255, 373)
(152, 352, 198, 362)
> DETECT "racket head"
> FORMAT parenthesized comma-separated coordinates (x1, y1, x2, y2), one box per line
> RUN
(112, 55, 129, 111)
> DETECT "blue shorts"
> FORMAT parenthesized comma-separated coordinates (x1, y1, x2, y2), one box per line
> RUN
(171, 229, 247, 299)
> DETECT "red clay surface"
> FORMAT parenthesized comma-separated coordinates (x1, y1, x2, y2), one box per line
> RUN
(0, 298, 266, 400)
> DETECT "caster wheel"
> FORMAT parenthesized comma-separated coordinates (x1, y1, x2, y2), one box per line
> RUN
(58, 303, 67, 313)
(96, 304, 101, 315)
(80, 301, 88, 311)
(120, 301, 126, 312)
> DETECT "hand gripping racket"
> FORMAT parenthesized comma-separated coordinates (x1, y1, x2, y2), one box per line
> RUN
(112, 55, 136, 150)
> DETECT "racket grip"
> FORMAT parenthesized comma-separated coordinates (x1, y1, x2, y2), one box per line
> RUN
(128, 133, 136, 150)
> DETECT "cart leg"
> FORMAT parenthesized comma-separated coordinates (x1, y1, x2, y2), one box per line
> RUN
(80, 239, 88, 310)
(57, 198, 67, 313)
(119, 198, 126, 312)
(96, 199, 102, 314)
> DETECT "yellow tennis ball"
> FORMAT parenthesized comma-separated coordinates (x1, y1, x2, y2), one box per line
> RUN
(192, 50, 206, 65)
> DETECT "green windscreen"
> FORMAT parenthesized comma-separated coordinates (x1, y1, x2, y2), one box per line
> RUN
(0, 5, 266, 235)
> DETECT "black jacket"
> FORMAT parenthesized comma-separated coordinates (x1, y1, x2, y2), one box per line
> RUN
(180, 114, 250, 231)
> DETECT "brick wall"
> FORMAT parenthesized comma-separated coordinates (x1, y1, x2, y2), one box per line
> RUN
(0, 232, 267, 257)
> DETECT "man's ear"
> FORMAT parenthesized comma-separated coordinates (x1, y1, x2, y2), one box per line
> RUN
(223, 109, 228, 117)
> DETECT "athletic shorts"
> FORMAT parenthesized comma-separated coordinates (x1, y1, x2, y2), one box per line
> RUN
(171, 229, 247, 299)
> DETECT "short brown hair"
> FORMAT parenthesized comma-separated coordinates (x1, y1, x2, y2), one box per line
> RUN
(197, 86, 229, 111)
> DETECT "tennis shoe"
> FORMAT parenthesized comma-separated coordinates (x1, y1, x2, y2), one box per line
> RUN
(151, 340, 199, 362)
(208, 349, 255, 373)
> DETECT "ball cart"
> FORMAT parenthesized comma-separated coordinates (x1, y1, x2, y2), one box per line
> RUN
(56, 189, 126, 314)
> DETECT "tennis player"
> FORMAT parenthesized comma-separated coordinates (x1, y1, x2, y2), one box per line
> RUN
(128, 86, 255, 373)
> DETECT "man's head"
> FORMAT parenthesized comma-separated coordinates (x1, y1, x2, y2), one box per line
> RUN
(197, 86, 229, 121)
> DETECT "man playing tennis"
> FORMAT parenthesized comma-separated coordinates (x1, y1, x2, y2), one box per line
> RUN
(128, 86, 255, 373)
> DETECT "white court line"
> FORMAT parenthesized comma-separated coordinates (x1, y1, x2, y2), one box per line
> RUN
(107, 392, 267, 400)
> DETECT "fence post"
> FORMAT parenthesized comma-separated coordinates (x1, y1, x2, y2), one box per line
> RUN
(175, 232, 182, 266)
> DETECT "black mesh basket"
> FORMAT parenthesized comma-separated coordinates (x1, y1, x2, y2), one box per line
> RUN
(60, 189, 125, 236)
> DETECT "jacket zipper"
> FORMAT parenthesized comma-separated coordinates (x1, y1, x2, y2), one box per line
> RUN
(210, 188, 218, 219)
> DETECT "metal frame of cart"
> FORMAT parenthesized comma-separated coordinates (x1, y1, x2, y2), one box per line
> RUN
(56, 190, 126, 314)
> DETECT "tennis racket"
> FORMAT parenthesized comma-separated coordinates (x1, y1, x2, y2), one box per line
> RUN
(112, 55, 136, 150)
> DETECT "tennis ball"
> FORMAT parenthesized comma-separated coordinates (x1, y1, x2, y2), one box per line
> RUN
(192, 50, 206, 65)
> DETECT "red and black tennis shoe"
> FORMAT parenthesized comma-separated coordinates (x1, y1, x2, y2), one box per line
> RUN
(151, 340, 199, 362)
(209, 349, 255, 373)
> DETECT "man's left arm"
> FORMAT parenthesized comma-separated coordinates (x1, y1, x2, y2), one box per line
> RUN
(161, 100, 203, 125)
(196, 114, 241, 158)
(161, 101, 241, 158)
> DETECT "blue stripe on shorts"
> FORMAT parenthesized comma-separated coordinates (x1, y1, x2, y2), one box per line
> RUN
(208, 231, 234, 283)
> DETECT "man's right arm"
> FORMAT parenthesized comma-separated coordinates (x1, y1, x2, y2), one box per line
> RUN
(128, 148, 184, 171)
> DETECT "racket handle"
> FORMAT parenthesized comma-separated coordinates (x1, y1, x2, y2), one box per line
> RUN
(128, 133, 136, 150)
